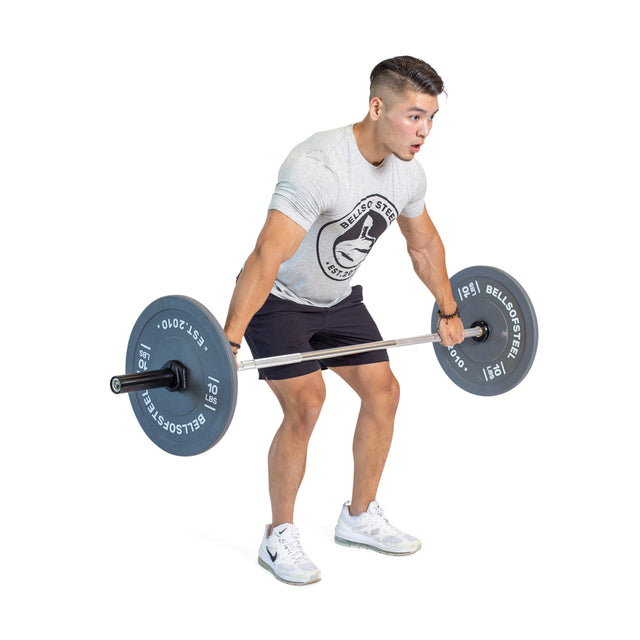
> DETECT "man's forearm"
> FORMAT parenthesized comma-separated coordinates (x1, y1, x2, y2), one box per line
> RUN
(223, 210, 307, 346)
(223, 248, 281, 345)
(408, 233, 457, 315)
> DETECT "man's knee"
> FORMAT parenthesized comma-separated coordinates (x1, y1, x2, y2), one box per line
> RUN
(363, 368, 401, 414)
(291, 387, 326, 427)
(272, 375, 326, 435)
(381, 372, 401, 411)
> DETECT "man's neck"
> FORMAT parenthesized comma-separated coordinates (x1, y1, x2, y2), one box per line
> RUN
(352, 117, 388, 167)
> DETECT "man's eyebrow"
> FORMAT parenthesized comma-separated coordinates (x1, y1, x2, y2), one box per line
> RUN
(408, 107, 439, 116)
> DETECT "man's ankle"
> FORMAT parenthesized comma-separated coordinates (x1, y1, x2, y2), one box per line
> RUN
(349, 499, 373, 517)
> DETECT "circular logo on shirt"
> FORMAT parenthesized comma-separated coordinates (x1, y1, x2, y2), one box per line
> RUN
(316, 194, 398, 281)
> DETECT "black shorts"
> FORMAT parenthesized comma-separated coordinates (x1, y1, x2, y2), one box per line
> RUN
(244, 285, 389, 380)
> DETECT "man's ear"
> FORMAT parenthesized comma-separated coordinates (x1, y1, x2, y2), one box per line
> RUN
(369, 96, 384, 121)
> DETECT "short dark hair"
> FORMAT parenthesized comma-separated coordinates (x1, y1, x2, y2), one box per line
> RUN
(369, 56, 445, 101)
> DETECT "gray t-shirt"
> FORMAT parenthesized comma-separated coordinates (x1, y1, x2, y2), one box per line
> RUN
(268, 124, 426, 307)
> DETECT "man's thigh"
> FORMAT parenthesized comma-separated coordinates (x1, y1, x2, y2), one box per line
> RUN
(244, 295, 324, 380)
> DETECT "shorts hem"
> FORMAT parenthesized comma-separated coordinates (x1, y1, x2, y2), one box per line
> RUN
(258, 351, 389, 381)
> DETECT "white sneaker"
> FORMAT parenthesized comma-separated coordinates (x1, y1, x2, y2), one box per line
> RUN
(258, 523, 321, 586)
(334, 501, 422, 555)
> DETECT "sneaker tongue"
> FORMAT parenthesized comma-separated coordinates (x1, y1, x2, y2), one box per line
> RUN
(274, 523, 298, 538)
(368, 501, 383, 516)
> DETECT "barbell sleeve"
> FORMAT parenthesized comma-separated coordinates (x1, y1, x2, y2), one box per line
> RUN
(111, 369, 176, 394)
(110, 360, 187, 395)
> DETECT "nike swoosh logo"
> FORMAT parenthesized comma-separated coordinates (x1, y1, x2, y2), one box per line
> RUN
(267, 547, 277, 563)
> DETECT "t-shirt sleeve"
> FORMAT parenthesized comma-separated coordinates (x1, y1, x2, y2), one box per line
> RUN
(269, 152, 338, 231)
(400, 162, 427, 218)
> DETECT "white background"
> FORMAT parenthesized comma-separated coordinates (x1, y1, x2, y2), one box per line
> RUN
(2, 1, 638, 638)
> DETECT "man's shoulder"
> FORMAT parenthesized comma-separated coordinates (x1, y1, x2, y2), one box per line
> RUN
(288, 125, 351, 163)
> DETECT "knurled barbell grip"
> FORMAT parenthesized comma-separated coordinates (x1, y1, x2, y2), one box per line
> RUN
(237, 326, 483, 372)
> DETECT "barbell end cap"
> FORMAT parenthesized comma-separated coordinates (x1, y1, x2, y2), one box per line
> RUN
(110, 377, 122, 394)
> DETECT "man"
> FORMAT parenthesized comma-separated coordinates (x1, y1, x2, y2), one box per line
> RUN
(224, 56, 465, 585)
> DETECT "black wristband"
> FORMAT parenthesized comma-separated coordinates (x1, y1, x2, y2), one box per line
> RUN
(437, 306, 460, 320)
(229, 341, 241, 350)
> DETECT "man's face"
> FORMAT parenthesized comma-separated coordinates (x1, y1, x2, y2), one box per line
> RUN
(376, 90, 439, 162)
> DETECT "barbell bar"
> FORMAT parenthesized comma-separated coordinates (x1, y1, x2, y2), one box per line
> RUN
(111, 325, 486, 394)
(110, 265, 538, 456)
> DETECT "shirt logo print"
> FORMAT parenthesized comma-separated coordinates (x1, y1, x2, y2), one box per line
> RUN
(316, 194, 398, 281)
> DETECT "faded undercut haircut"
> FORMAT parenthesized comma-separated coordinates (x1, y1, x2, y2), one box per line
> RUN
(369, 56, 445, 104)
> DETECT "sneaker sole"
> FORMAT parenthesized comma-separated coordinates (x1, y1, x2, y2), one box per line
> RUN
(334, 535, 421, 556)
(257, 557, 321, 586)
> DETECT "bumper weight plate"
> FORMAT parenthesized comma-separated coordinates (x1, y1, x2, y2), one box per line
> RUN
(430, 266, 538, 396)
(125, 295, 238, 456)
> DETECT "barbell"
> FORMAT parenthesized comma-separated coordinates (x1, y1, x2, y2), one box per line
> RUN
(110, 265, 538, 456)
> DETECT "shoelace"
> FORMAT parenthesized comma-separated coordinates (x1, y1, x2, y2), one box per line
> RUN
(363, 506, 402, 535)
(369, 503, 385, 518)
(281, 537, 307, 564)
